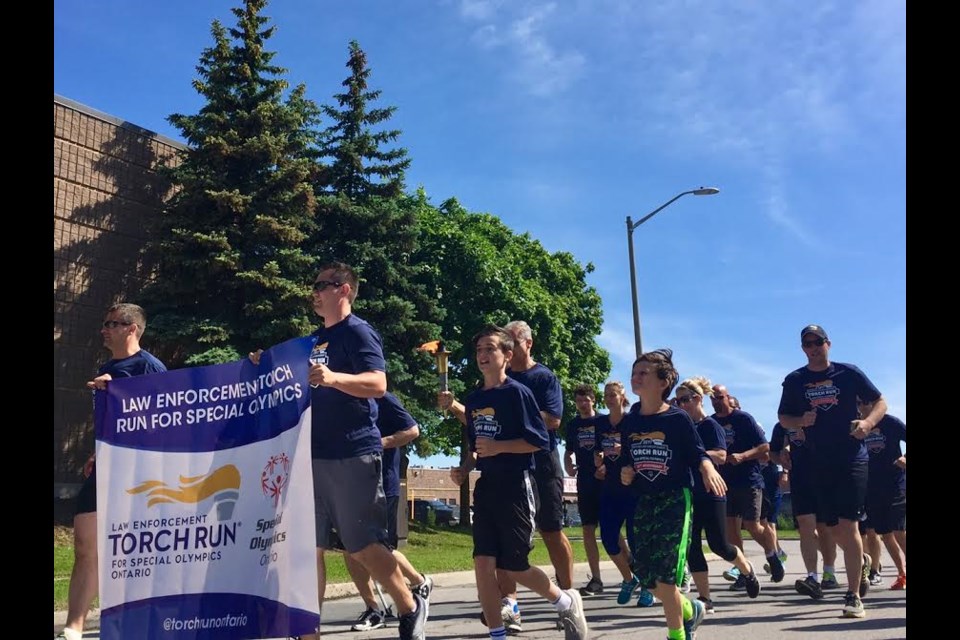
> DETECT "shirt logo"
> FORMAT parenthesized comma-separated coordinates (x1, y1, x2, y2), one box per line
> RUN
(577, 425, 596, 451)
(309, 341, 329, 367)
(804, 380, 839, 411)
(864, 430, 886, 454)
(601, 432, 621, 461)
(628, 431, 672, 482)
(472, 407, 502, 439)
(786, 427, 806, 447)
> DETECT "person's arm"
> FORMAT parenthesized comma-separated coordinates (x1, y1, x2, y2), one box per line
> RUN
(86, 373, 113, 390)
(438, 391, 468, 426)
(382, 424, 419, 450)
(450, 450, 477, 485)
(563, 448, 577, 477)
(850, 397, 888, 440)
(309, 366, 386, 398)
(706, 447, 727, 466)
(778, 411, 817, 430)
(729, 442, 771, 465)
(894, 455, 906, 470)
(699, 459, 727, 497)
(542, 412, 561, 430)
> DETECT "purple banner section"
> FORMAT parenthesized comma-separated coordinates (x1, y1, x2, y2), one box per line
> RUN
(100, 592, 320, 640)
(96, 337, 316, 453)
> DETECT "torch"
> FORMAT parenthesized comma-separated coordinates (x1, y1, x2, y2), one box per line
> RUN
(418, 340, 451, 392)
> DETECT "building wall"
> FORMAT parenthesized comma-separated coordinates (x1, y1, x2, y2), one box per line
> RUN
(53, 95, 184, 517)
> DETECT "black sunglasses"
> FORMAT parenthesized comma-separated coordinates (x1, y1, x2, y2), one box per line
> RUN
(312, 280, 343, 293)
(102, 320, 132, 329)
(802, 338, 826, 348)
(676, 395, 697, 405)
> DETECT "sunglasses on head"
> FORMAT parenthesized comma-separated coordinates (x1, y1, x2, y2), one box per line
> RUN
(102, 320, 132, 329)
(312, 280, 343, 292)
(802, 338, 826, 347)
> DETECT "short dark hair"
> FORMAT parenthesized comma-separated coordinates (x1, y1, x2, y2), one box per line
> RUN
(472, 324, 514, 354)
(634, 349, 678, 401)
(317, 262, 359, 302)
(573, 383, 596, 401)
(107, 303, 147, 338)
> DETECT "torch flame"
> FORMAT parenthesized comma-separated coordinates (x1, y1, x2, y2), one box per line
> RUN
(418, 340, 442, 354)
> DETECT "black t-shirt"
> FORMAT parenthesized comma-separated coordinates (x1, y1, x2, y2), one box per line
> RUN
(565, 413, 602, 488)
(465, 378, 550, 474)
(694, 416, 726, 501)
(865, 414, 906, 498)
(376, 392, 418, 498)
(712, 409, 766, 490)
(621, 405, 707, 496)
(508, 363, 563, 451)
(778, 362, 881, 464)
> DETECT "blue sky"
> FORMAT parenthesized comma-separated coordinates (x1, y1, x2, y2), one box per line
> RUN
(55, 0, 906, 468)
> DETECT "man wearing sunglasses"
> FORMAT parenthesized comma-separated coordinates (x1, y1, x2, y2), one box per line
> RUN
(58, 303, 167, 640)
(777, 324, 888, 619)
(302, 262, 427, 640)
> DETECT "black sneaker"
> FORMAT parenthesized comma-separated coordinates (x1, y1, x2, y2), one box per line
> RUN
(399, 593, 427, 640)
(697, 596, 715, 613)
(767, 551, 785, 583)
(794, 576, 824, 600)
(743, 567, 761, 599)
(412, 574, 434, 601)
(729, 574, 747, 591)
(351, 608, 386, 631)
(578, 575, 604, 597)
(842, 591, 865, 618)
(859, 553, 872, 597)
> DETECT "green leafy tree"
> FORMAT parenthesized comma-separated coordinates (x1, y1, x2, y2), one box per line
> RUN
(309, 42, 442, 436)
(412, 194, 611, 465)
(140, 0, 321, 366)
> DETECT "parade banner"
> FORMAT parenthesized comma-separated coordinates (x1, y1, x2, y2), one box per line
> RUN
(94, 336, 321, 640)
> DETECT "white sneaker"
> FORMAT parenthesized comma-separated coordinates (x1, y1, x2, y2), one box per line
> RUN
(502, 602, 522, 634)
(558, 589, 589, 640)
(351, 608, 386, 631)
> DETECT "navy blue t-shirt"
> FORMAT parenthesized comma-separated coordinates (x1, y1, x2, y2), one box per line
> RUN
(507, 363, 563, 450)
(769, 422, 815, 487)
(309, 314, 386, 460)
(596, 413, 632, 497)
(864, 414, 906, 498)
(621, 405, 707, 496)
(761, 462, 783, 501)
(99, 349, 167, 379)
(694, 416, 726, 501)
(376, 392, 418, 498)
(713, 409, 766, 490)
(565, 413, 602, 489)
(466, 378, 549, 474)
(778, 362, 882, 464)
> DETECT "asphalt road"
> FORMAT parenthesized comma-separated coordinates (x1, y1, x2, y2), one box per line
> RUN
(59, 539, 906, 639)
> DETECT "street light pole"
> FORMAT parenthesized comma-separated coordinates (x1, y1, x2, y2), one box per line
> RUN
(626, 187, 720, 358)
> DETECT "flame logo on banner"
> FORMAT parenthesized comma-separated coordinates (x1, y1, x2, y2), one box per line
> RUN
(127, 464, 241, 519)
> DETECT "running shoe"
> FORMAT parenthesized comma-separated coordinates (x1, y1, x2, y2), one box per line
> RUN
(636, 588, 655, 607)
(680, 567, 693, 593)
(841, 591, 865, 618)
(617, 574, 641, 605)
(696, 596, 715, 614)
(683, 596, 706, 639)
(868, 570, 882, 586)
(351, 608, 386, 631)
(557, 589, 589, 640)
(729, 574, 747, 591)
(743, 567, 761, 599)
(794, 576, 823, 600)
(578, 575, 604, 597)
(767, 551, 785, 582)
(859, 553, 872, 597)
(889, 574, 906, 590)
(722, 566, 741, 582)
(821, 571, 840, 590)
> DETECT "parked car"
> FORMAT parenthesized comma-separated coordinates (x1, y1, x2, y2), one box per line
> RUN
(412, 499, 459, 527)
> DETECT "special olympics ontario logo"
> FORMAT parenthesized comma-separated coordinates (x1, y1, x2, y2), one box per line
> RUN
(261, 453, 291, 507)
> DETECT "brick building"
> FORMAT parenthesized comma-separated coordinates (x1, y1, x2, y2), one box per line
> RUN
(53, 95, 184, 521)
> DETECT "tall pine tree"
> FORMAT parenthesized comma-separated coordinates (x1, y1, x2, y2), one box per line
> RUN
(141, 0, 321, 366)
(310, 41, 442, 438)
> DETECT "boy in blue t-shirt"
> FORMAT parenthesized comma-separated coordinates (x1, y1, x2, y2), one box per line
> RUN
(449, 325, 589, 640)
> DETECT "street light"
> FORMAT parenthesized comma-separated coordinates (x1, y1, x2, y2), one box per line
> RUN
(626, 187, 720, 358)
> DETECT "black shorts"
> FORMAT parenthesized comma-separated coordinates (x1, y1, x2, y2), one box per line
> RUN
(76, 470, 97, 515)
(761, 491, 782, 523)
(866, 492, 906, 535)
(472, 471, 539, 572)
(630, 488, 693, 590)
(576, 479, 601, 526)
(814, 460, 868, 526)
(385, 495, 400, 549)
(725, 485, 763, 521)
(790, 475, 820, 518)
(533, 449, 564, 532)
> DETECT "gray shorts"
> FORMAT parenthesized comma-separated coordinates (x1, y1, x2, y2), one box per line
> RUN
(312, 454, 388, 553)
(725, 485, 763, 521)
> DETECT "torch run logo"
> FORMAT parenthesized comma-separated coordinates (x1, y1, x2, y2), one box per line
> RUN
(261, 453, 291, 507)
